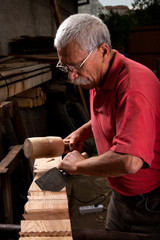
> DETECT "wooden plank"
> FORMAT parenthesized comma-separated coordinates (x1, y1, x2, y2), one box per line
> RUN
(27, 195, 67, 201)
(0, 61, 38, 70)
(23, 211, 69, 220)
(20, 154, 73, 239)
(16, 87, 42, 98)
(0, 68, 50, 87)
(33, 157, 61, 174)
(0, 63, 50, 77)
(0, 55, 15, 64)
(0, 145, 23, 173)
(19, 237, 72, 240)
(15, 95, 46, 108)
(0, 101, 13, 120)
(1, 172, 13, 222)
(11, 99, 28, 143)
(0, 71, 52, 101)
(14, 54, 58, 62)
(21, 219, 72, 233)
(24, 200, 68, 214)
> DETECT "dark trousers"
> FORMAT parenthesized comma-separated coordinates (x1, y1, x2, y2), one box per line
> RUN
(105, 187, 160, 234)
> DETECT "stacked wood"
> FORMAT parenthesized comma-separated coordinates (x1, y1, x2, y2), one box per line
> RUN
(8, 36, 55, 55)
(19, 156, 73, 240)
(15, 87, 47, 108)
(0, 57, 53, 101)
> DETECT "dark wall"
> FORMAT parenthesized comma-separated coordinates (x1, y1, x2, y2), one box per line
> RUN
(129, 26, 160, 71)
(0, 0, 78, 56)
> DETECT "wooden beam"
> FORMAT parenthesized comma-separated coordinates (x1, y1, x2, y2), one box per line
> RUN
(50, 0, 61, 28)
(0, 63, 50, 77)
(0, 70, 52, 101)
(14, 54, 58, 62)
(11, 99, 28, 143)
(0, 145, 23, 174)
(20, 155, 73, 239)
(0, 101, 13, 121)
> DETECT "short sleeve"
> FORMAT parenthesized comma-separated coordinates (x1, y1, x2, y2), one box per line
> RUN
(111, 90, 156, 166)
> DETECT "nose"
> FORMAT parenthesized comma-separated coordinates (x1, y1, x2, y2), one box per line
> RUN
(68, 70, 79, 82)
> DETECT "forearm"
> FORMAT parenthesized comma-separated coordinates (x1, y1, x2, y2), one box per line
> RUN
(76, 120, 93, 141)
(63, 150, 143, 177)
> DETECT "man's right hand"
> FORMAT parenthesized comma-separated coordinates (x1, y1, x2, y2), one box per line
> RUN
(63, 130, 85, 153)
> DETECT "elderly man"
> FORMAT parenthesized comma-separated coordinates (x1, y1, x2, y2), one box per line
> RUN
(54, 13, 160, 234)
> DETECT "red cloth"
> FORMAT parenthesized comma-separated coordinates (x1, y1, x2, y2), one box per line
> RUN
(90, 50, 160, 196)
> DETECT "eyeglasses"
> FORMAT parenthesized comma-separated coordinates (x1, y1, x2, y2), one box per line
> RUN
(56, 49, 94, 73)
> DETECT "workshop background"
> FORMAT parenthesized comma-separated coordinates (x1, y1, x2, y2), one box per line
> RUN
(0, 0, 159, 240)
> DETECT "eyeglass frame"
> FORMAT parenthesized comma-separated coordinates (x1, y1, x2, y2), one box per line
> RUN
(56, 49, 95, 73)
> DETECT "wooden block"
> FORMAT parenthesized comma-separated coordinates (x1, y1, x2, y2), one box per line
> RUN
(16, 98, 34, 108)
(20, 153, 72, 239)
(22, 211, 69, 220)
(16, 87, 39, 98)
(21, 219, 72, 233)
(34, 157, 61, 174)
(24, 200, 68, 214)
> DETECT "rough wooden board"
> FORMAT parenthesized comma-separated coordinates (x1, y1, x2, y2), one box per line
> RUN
(14, 54, 58, 61)
(22, 211, 70, 220)
(0, 63, 50, 77)
(0, 145, 23, 173)
(15, 94, 46, 108)
(16, 87, 42, 98)
(0, 101, 13, 120)
(0, 71, 52, 101)
(19, 237, 72, 240)
(0, 55, 15, 64)
(0, 68, 50, 88)
(0, 61, 39, 70)
(21, 220, 72, 233)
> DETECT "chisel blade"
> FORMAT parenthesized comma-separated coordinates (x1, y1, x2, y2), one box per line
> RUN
(35, 167, 68, 192)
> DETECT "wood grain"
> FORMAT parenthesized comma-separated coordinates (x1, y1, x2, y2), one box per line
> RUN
(20, 155, 73, 239)
(21, 219, 71, 233)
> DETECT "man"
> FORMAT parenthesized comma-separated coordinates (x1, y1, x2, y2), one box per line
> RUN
(54, 13, 160, 234)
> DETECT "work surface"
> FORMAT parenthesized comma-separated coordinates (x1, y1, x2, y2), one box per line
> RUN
(19, 156, 152, 240)
(19, 156, 72, 239)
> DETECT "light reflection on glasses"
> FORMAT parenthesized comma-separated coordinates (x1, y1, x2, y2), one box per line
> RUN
(56, 49, 94, 73)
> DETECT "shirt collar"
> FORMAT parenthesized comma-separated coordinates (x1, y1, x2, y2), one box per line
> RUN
(101, 50, 125, 90)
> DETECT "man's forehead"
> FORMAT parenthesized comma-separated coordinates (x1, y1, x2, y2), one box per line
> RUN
(57, 41, 87, 64)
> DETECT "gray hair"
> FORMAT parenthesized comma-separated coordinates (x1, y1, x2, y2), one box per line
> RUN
(54, 13, 112, 52)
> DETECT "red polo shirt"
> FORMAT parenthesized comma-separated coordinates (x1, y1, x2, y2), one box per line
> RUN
(90, 50, 160, 196)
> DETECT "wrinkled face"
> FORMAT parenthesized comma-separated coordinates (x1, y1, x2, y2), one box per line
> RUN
(57, 41, 110, 89)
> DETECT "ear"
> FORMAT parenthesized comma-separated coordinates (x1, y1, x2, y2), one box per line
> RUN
(98, 43, 110, 59)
